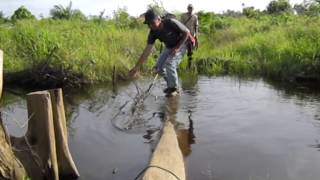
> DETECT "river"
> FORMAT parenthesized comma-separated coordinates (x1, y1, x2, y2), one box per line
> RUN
(1, 76, 320, 180)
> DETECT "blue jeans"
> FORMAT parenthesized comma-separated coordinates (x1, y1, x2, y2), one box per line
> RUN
(155, 44, 187, 89)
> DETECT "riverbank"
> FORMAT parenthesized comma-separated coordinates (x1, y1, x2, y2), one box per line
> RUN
(1, 15, 320, 88)
(194, 15, 320, 82)
(0, 19, 148, 88)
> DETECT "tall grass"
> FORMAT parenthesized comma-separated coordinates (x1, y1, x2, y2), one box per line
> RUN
(0, 19, 151, 83)
(0, 15, 320, 86)
(195, 15, 320, 80)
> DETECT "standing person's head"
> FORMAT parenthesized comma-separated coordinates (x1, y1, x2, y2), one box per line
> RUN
(187, 4, 194, 14)
(144, 9, 161, 30)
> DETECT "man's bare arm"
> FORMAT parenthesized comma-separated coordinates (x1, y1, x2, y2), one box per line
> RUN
(134, 44, 153, 69)
(128, 44, 154, 77)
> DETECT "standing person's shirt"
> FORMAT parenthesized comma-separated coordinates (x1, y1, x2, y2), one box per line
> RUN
(147, 18, 189, 49)
(180, 13, 198, 36)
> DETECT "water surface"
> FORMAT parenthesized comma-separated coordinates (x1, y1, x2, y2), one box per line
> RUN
(1, 76, 320, 180)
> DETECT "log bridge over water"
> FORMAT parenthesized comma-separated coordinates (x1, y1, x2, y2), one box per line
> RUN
(0, 49, 186, 180)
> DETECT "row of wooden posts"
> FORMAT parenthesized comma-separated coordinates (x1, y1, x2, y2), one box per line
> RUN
(0, 49, 186, 180)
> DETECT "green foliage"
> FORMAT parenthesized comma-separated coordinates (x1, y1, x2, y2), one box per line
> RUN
(294, 4, 308, 14)
(90, 10, 106, 24)
(194, 15, 320, 80)
(113, 7, 130, 28)
(0, 19, 147, 82)
(242, 7, 261, 18)
(0, 11, 8, 23)
(50, 1, 86, 20)
(1, 7, 320, 85)
(147, 0, 167, 16)
(0, 11, 4, 19)
(294, 0, 320, 16)
(267, 0, 293, 14)
(112, 8, 142, 29)
(197, 11, 229, 36)
(222, 10, 242, 17)
(11, 6, 35, 21)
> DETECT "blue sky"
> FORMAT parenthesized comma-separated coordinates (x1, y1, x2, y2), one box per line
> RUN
(0, 0, 304, 17)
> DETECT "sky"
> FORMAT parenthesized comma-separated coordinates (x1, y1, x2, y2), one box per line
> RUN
(0, 0, 304, 17)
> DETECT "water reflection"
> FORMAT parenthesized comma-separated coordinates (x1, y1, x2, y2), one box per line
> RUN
(164, 83, 197, 158)
(310, 140, 320, 151)
(142, 72, 198, 158)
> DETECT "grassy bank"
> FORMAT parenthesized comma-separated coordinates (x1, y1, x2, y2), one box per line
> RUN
(194, 15, 320, 81)
(0, 19, 150, 87)
(0, 15, 320, 88)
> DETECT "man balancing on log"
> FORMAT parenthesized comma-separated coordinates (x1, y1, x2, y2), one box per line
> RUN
(129, 9, 195, 97)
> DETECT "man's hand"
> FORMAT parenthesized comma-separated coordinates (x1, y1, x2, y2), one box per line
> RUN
(128, 66, 140, 79)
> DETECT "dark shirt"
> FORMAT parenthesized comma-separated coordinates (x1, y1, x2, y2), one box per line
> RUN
(147, 18, 189, 48)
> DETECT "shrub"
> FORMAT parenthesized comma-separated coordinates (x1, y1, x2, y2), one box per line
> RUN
(267, 0, 293, 14)
(11, 6, 35, 21)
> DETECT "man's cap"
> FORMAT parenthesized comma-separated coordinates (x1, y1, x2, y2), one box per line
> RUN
(187, 4, 194, 9)
(144, 9, 158, 24)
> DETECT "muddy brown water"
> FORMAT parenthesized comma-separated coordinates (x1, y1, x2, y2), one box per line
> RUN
(1, 76, 320, 180)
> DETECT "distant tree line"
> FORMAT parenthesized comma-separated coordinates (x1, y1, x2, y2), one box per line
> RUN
(235, 0, 320, 18)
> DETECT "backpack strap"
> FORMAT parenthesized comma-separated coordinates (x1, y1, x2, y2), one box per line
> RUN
(183, 14, 193, 25)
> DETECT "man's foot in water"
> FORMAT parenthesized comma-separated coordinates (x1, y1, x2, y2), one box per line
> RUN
(165, 87, 180, 97)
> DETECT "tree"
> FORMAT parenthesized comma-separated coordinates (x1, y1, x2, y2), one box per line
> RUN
(147, 0, 167, 17)
(267, 0, 293, 14)
(50, 1, 86, 20)
(90, 9, 106, 23)
(294, 0, 320, 16)
(242, 6, 261, 18)
(11, 6, 35, 21)
(294, 3, 308, 14)
(222, 10, 242, 17)
(112, 7, 140, 28)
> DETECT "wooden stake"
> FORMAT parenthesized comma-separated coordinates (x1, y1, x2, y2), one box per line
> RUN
(27, 91, 59, 180)
(49, 88, 79, 178)
(0, 114, 27, 180)
(112, 65, 117, 91)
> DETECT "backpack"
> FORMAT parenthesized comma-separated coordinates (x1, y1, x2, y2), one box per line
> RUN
(161, 12, 176, 20)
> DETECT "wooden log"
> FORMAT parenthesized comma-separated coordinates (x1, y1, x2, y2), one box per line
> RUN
(49, 88, 79, 178)
(0, 114, 27, 180)
(142, 121, 185, 180)
(26, 91, 59, 180)
(0, 50, 3, 99)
